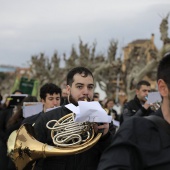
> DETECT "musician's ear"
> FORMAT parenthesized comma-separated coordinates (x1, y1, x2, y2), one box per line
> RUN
(41, 98, 45, 104)
(66, 85, 71, 95)
(158, 79, 168, 97)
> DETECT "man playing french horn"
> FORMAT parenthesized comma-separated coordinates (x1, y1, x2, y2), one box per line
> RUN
(33, 67, 115, 170)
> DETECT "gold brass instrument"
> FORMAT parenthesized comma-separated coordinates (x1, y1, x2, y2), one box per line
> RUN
(46, 113, 95, 147)
(150, 102, 161, 112)
(7, 113, 102, 170)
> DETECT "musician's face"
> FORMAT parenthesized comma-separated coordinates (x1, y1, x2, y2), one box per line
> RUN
(66, 73, 94, 106)
(106, 100, 114, 109)
(42, 93, 61, 112)
(136, 85, 151, 102)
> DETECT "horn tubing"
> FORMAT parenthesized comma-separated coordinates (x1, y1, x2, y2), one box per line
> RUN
(8, 124, 102, 170)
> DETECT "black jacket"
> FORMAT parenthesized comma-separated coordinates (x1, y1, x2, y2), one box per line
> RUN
(98, 108, 170, 170)
(0, 108, 13, 140)
(22, 111, 42, 125)
(0, 109, 24, 170)
(34, 105, 114, 170)
(121, 95, 153, 124)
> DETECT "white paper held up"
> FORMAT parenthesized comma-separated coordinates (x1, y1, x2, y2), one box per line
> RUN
(147, 92, 162, 104)
(65, 101, 112, 123)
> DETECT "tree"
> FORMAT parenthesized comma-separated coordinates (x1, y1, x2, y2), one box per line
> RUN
(27, 15, 170, 101)
(1, 15, 170, 101)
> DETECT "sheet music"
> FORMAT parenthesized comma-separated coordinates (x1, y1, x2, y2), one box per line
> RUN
(147, 92, 162, 104)
(23, 102, 43, 118)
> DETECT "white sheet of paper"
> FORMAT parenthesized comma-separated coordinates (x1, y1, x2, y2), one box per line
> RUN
(23, 102, 43, 118)
(147, 92, 162, 104)
(65, 103, 80, 114)
(46, 106, 60, 112)
(112, 119, 120, 127)
(65, 101, 112, 123)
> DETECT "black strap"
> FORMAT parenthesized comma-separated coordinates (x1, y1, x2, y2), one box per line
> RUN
(145, 115, 170, 135)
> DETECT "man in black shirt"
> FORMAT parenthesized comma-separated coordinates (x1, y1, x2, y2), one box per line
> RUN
(121, 80, 153, 124)
(22, 83, 61, 125)
(98, 52, 170, 170)
(34, 67, 114, 170)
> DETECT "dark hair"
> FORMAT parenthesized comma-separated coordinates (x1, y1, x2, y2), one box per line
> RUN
(104, 98, 114, 108)
(40, 83, 61, 100)
(136, 80, 150, 90)
(6, 95, 38, 129)
(12, 89, 23, 94)
(22, 95, 38, 103)
(94, 92, 99, 98)
(157, 52, 170, 89)
(0, 94, 2, 102)
(66, 67, 93, 86)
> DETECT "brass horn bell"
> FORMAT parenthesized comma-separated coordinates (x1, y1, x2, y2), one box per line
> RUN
(7, 113, 102, 170)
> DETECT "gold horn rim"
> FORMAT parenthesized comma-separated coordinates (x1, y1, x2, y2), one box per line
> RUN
(7, 119, 102, 170)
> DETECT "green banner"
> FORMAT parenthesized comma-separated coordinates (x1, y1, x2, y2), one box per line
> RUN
(19, 77, 34, 95)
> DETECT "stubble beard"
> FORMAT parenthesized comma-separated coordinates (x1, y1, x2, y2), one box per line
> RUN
(68, 94, 78, 106)
(68, 94, 92, 106)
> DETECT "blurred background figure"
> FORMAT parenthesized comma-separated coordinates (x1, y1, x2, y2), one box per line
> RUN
(0, 95, 38, 170)
(104, 98, 120, 133)
(93, 92, 100, 101)
(104, 98, 119, 121)
(6, 95, 38, 131)
(1, 95, 11, 110)
(60, 87, 68, 105)
(12, 89, 23, 95)
(120, 80, 154, 124)
(0, 93, 3, 111)
(0, 89, 25, 141)
(22, 83, 62, 125)
(40, 83, 61, 112)
(93, 92, 103, 106)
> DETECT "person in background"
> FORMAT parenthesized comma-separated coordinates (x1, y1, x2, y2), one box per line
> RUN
(104, 98, 120, 133)
(104, 98, 119, 121)
(0, 93, 3, 110)
(97, 52, 170, 170)
(0, 89, 24, 141)
(93, 92, 103, 106)
(6, 96, 38, 131)
(120, 80, 154, 124)
(60, 87, 68, 105)
(93, 92, 100, 101)
(12, 89, 23, 95)
(113, 99, 122, 116)
(22, 83, 61, 125)
(1, 95, 11, 110)
(1, 90, 23, 110)
(0, 95, 38, 170)
(40, 83, 61, 112)
(33, 67, 114, 170)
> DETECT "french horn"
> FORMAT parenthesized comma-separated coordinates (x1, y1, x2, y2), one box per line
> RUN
(7, 113, 102, 170)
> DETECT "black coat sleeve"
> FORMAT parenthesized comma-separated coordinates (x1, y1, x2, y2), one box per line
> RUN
(97, 116, 164, 170)
(97, 119, 145, 170)
(122, 101, 148, 122)
(0, 111, 6, 139)
(33, 114, 47, 143)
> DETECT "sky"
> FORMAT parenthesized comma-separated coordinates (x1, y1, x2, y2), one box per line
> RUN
(0, 0, 170, 67)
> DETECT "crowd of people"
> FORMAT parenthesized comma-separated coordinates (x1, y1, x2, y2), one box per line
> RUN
(0, 52, 170, 169)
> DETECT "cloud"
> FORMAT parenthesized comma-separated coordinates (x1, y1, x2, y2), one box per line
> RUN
(0, 0, 170, 66)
